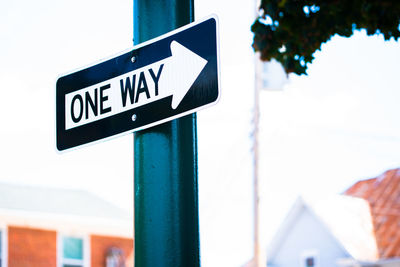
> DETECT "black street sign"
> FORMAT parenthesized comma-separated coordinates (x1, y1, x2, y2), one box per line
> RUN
(56, 16, 220, 151)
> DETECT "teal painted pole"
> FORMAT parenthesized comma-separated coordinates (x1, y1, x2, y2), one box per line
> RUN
(133, 1, 200, 267)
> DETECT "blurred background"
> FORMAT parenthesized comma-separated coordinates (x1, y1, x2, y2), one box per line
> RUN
(1, 0, 400, 266)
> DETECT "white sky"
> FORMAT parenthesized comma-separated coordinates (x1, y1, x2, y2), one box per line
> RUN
(1, 0, 400, 266)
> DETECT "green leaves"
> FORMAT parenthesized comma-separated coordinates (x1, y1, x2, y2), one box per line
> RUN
(252, 0, 400, 75)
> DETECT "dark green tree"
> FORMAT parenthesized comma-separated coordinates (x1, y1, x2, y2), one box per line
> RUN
(251, 0, 400, 75)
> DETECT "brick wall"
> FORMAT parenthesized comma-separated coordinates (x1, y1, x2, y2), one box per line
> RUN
(6, 226, 133, 267)
(8, 226, 57, 267)
(91, 235, 133, 267)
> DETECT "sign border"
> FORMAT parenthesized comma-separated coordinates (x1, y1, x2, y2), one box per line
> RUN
(55, 14, 220, 152)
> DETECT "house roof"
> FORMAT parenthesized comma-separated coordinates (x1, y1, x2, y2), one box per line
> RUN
(0, 183, 133, 237)
(267, 195, 378, 262)
(344, 168, 400, 259)
(0, 183, 130, 220)
(308, 195, 378, 261)
(267, 167, 400, 264)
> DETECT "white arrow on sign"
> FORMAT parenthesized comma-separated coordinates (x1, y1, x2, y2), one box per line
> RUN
(65, 41, 208, 130)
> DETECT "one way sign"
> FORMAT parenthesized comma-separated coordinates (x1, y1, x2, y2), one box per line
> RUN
(56, 15, 220, 151)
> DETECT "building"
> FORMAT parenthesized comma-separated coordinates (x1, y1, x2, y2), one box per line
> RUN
(266, 168, 400, 267)
(0, 183, 133, 267)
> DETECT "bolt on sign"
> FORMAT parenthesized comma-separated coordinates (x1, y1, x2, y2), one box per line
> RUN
(56, 15, 220, 151)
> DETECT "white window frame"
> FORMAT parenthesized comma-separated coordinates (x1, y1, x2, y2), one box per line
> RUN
(0, 226, 8, 267)
(300, 249, 319, 267)
(57, 233, 90, 267)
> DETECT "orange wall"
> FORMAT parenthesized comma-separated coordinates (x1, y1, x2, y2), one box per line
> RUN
(6, 226, 133, 267)
(91, 235, 133, 267)
(8, 226, 57, 267)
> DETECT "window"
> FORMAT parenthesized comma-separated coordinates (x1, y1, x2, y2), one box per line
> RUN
(301, 250, 319, 267)
(0, 228, 7, 267)
(106, 247, 126, 267)
(60, 236, 87, 267)
(0, 231, 2, 267)
(304, 256, 315, 267)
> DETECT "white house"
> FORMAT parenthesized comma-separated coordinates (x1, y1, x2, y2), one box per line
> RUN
(266, 168, 400, 267)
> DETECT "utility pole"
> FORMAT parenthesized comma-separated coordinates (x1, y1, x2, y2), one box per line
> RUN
(253, 0, 262, 266)
(133, 1, 200, 267)
(253, 58, 261, 267)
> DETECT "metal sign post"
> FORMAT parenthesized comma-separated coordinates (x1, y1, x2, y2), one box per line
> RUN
(56, 0, 220, 265)
(133, 1, 200, 266)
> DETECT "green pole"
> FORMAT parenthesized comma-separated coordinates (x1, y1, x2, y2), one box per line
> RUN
(133, 1, 200, 267)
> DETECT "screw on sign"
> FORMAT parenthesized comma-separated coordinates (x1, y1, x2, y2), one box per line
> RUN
(56, 16, 220, 152)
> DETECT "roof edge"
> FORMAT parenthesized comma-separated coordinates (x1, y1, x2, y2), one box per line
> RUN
(0, 207, 133, 238)
(266, 196, 306, 262)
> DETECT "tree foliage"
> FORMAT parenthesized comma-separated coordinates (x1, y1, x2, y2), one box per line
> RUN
(251, 0, 400, 75)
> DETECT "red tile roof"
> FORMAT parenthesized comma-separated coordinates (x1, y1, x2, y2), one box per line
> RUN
(344, 168, 400, 259)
